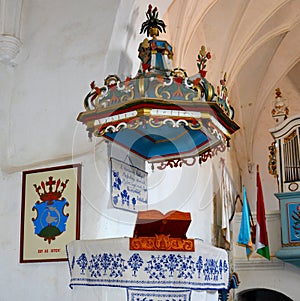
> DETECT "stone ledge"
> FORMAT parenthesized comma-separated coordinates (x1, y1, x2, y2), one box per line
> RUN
(234, 210, 280, 223)
(234, 257, 284, 271)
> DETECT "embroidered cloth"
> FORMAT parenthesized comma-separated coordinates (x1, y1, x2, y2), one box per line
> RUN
(67, 237, 229, 290)
(127, 288, 191, 301)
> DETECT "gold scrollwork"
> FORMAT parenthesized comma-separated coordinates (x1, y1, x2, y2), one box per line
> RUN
(127, 119, 141, 130)
(120, 89, 134, 102)
(149, 118, 163, 128)
(284, 130, 296, 143)
(154, 234, 171, 250)
(207, 84, 214, 101)
(94, 127, 106, 137)
(155, 83, 171, 99)
(185, 91, 198, 101)
(104, 74, 121, 86)
(188, 120, 202, 130)
(282, 242, 300, 247)
(189, 86, 202, 101)
(171, 67, 187, 78)
(129, 235, 195, 251)
(138, 77, 145, 97)
(268, 142, 277, 177)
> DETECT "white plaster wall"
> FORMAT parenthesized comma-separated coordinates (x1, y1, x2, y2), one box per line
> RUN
(5, 0, 125, 168)
(147, 155, 225, 243)
(0, 1, 171, 300)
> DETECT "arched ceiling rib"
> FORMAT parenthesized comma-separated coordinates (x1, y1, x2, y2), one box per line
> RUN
(235, 35, 284, 164)
(225, 0, 289, 86)
(166, 0, 218, 67)
(229, 0, 300, 91)
(252, 22, 300, 140)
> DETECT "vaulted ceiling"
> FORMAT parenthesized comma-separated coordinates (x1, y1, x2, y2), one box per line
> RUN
(164, 0, 300, 177)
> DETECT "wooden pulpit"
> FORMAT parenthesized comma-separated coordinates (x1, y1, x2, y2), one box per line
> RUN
(130, 210, 195, 251)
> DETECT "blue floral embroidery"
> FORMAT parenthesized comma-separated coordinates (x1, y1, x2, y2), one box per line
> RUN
(129, 289, 191, 301)
(132, 197, 137, 210)
(196, 256, 203, 278)
(86, 253, 128, 278)
(144, 254, 198, 280)
(165, 254, 179, 277)
(145, 255, 168, 280)
(74, 252, 229, 284)
(76, 253, 88, 275)
(121, 189, 130, 206)
(219, 259, 223, 279)
(113, 194, 119, 205)
(100, 253, 112, 275)
(177, 255, 195, 279)
(223, 259, 229, 273)
(88, 254, 102, 278)
(203, 258, 219, 281)
(109, 253, 127, 277)
(128, 253, 144, 276)
(112, 170, 122, 190)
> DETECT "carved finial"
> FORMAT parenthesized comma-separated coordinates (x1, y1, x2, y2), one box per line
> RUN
(275, 88, 282, 98)
(216, 72, 235, 119)
(268, 142, 277, 177)
(140, 5, 166, 38)
(197, 45, 211, 78)
(271, 88, 289, 124)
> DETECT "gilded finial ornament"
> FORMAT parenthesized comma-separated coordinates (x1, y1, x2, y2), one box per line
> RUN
(275, 87, 282, 98)
(271, 88, 289, 123)
(268, 142, 277, 177)
(216, 73, 234, 119)
(171, 67, 188, 79)
(140, 5, 166, 38)
(197, 45, 211, 78)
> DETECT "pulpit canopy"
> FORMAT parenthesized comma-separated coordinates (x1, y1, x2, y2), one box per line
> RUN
(77, 5, 239, 169)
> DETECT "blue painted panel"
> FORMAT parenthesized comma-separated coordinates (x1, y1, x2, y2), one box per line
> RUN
(105, 125, 209, 160)
(275, 192, 300, 245)
(275, 192, 300, 268)
(287, 202, 300, 242)
(155, 53, 164, 70)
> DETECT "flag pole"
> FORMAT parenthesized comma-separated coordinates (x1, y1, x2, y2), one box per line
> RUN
(255, 163, 270, 260)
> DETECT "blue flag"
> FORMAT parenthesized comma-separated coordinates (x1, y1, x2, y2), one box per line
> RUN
(237, 186, 253, 258)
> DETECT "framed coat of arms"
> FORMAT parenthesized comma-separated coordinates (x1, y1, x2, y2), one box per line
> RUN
(20, 164, 81, 263)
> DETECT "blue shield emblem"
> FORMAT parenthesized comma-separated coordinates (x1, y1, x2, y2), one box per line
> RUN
(32, 176, 70, 244)
(32, 199, 69, 244)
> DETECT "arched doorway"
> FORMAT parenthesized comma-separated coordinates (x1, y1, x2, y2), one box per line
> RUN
(237, 288, 293, 301)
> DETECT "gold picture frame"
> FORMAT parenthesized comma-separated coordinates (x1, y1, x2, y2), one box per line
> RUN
(20, 164, 81, 263)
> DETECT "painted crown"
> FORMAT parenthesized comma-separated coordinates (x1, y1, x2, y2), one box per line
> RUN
(33, 176, 69, 202)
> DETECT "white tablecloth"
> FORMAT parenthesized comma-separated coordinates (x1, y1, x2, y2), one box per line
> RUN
(67, 237, 229, 291)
